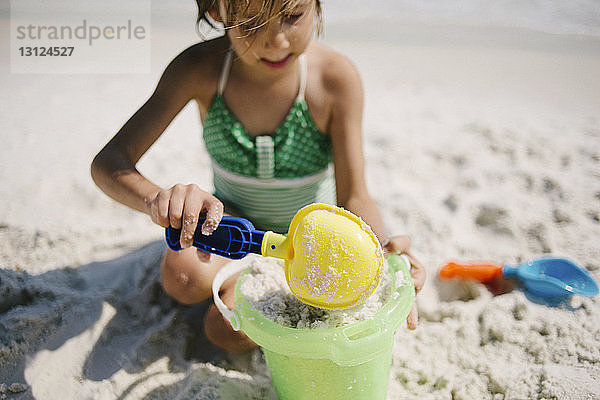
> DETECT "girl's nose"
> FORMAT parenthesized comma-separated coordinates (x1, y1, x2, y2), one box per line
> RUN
(264, 22, 290, 49)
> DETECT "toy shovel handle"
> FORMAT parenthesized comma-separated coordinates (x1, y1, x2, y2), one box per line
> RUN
(439, 261, 503, 282)
(165, 215, 265, 259)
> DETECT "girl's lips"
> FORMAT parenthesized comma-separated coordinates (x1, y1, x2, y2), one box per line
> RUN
(261, 54, 292, 68)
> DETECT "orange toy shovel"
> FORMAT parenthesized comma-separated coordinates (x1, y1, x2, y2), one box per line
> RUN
(439, 261, 503, 282)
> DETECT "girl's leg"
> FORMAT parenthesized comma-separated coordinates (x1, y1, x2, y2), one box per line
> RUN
(204, 275, 258, 354)
(160, 247, 230, 305)
(160, 247, 257, 353)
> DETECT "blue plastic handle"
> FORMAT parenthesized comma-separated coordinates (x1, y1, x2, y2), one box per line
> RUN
(165, 216, 266, 259)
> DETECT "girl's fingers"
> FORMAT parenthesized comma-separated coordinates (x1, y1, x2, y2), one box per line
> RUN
(149, 200, 159, 226)
(406, 302, 418, 330)
(149, 186, 224, 243)
(152, 190, 171, 228)
(382, 235, 426, 294)
(201, 198, 224, 235)
(406, 252, 426, 294)
(180, 187, 204, 248)
(168, 185, 186, 229)
(180, 212, 199, 249)
(178, 186, 224, 247)
(384, 235, 425, 330)
(383, 235, 411, 255)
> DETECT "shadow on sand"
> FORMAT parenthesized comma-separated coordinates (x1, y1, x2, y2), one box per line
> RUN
(0, 240, 272, 399)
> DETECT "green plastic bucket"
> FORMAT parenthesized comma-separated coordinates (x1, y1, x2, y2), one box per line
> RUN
(212, 253, 415, 400)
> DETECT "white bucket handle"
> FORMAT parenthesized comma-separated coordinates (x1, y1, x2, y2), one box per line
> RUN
(212, 260, 249, 331)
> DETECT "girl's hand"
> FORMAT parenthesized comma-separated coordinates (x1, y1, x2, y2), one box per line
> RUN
(148, 184, 224, 253)
(382, 235, 426, 330)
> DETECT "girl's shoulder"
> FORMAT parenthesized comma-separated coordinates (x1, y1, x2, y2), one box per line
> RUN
(158, 37, 231, 106)
(306, 42, 363, 114)
(173, 36, 230, 69)
(308, 42, 360, 84)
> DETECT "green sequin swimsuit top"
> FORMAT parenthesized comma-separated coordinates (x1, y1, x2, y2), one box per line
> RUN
(203, 49, 336, 232)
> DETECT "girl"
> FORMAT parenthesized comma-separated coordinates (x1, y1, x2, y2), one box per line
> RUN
(91, 0, 425, 353)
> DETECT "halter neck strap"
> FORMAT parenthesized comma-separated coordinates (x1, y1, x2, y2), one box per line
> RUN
(217, 49, 307, 102)
(296, 53, 307, 102)
(217, 48, 234, 95)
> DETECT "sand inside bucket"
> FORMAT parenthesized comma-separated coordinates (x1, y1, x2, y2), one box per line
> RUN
(239, 255, 398, 329)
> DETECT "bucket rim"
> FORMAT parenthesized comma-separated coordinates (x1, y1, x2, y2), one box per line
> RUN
(234, 253, 415, 365)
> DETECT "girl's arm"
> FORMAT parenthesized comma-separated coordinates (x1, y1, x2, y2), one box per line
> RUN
(326, 53, 425, 329)
(91, 59, 188, 214)
(325, 55, 386, 239)
(91, 47, 224, 246)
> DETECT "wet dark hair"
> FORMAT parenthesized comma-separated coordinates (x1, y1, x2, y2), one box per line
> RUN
(194, 0, 323, 37)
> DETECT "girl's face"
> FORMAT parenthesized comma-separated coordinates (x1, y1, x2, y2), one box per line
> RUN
(224, 0, 316, 72)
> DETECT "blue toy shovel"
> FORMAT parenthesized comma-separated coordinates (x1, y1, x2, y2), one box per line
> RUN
(165, 215, 264, 258)
(439, 258, 599, 301)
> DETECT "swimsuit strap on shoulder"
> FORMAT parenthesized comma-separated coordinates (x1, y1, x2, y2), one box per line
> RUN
(296, 53, 307, 102)
(218, 48, 307, 100)
(217, 48, 234, 95)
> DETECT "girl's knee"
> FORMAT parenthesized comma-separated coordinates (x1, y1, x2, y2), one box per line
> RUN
(160, 250, 212, 304)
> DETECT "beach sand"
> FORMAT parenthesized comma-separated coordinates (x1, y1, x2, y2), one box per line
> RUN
(1, 11, 600, 400)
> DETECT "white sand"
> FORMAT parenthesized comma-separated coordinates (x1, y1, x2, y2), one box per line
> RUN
(1, 10, 600, 400)
(238, 255, 393, 329)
